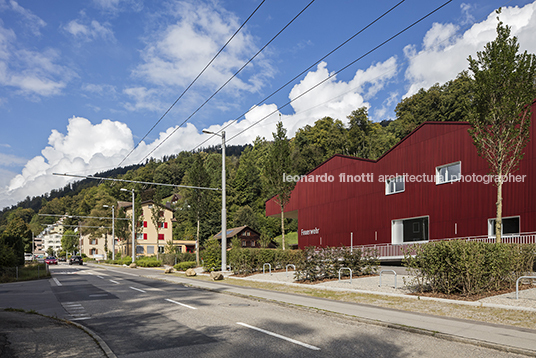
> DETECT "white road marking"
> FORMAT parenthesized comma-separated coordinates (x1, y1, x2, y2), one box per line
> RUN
(71, 317, 92, 321)
(165, 298, 197, 310)
(129, 286, 146, 293)
(53, 278, 62, 286)
(106, 269, 139, 277)
(237, 322, 321, 351)
(96, 275, 104, 279)
(110, 280, 120, 284)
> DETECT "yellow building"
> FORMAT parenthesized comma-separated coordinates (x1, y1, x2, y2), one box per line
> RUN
(119, 200, 195, 257)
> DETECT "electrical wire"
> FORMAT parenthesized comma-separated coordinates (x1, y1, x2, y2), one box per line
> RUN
(115, 0, 267, 168)
(191, 0, 408, 151)
(138, 0, 317, 163)
(225, 0, 454, 143)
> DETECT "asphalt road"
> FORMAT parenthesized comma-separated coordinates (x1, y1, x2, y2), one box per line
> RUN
(1, 264, 529, 358)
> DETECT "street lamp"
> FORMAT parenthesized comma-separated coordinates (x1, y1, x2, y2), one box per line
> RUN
(120, 188, 136, 262)
(103, 204, 115, 260)
(202, 129, 227, 272)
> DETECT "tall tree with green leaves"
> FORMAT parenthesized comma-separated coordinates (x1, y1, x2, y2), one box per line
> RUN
(468, 12, 536, 243)
(185, 155, 211, 265)
(264, 121, 295, 250)
(61, 229, 79, 255)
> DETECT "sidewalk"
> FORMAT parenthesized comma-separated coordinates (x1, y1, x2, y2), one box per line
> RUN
(102, 264, 536, 356)
(0, 310, 110, 358)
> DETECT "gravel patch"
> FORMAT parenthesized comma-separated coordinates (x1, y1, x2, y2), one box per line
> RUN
(233, 271, 536, 311)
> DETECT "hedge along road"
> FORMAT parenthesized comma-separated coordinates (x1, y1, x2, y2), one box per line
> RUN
(0, 264, 531, 357)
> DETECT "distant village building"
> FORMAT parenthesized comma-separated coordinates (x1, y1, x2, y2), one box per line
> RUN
(119, 200, 195, 256)
(214, 226, 276, 249)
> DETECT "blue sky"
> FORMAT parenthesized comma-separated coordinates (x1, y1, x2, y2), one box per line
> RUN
(1, 0, 536, 210)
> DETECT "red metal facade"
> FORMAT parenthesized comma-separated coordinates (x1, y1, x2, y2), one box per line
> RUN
(266, 102, 536, 249)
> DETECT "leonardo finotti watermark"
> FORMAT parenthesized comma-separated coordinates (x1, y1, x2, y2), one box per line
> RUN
(282, 172, 527, 185)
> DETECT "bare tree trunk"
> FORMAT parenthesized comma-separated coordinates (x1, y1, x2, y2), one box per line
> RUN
(196, 219, 200, 266)
(496, 178, 503, 244)
(280, 207, 285, 250)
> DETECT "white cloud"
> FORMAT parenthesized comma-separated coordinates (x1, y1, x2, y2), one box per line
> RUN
(0, 55, 399, 209)
(133, 1, 271, 94)
(0, 152, 26, 166)
(64, 19, 115, 42)
(8, 0, 46, 36)
(122, 86, 167, 112)
(404, 2, 536, 97)
(0, 21, 73, 96)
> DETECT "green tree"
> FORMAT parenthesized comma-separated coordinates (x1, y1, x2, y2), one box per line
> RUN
(185, 155, 212, 265)
(61, 229, 79, 255)
(467, 13, 536, 243)
(264, 121, 295, 250)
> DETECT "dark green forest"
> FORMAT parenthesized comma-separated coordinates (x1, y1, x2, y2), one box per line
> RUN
(0, 72, 474, 265)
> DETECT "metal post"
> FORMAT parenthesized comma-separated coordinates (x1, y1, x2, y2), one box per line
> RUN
(202, 129, 226, 272)
(111, 205, 115, 261)
(221, 131, 226, 272)
(121, 188, 135, 262)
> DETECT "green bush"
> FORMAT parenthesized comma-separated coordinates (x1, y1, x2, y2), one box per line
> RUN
(403, 241, 536, 295)
(293, 246, 379, 282)
(174, 261, 197, 271)
(160, 253, 196, 266)
(228, 243, 305, 276)
(202, 237, 221, 272)
(136, 256, 162, 267)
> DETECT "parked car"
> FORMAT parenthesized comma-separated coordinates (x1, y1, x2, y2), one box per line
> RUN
(69, 256, 83, 265)
(44, 256, 58, 265)
(58, 257, 67, 262)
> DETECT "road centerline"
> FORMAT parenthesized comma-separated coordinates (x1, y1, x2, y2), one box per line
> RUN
(129, 286, 146, 293)
(165, 298, 197, 310)
(237, 322, 320, 351)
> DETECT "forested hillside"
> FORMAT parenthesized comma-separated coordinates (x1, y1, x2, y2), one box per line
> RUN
(0, 72, 473, 261)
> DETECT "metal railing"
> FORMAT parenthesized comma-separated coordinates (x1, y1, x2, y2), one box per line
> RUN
(338, 267, 352, 284)
(516, 276, 536, 300)
(286, 264, 296, 277)
(379, 270, 397, 289)
(263, 263, 272, 275)
(353, 233, 536, 259)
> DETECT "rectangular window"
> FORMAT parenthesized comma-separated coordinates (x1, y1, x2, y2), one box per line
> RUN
(488, 216, 520, 237)
(158, 246, 165, 253)
(136, 246, 144, 254)
(436, 162, 461, 184)
(392, 216, 429, 244)
(147, 246, 154, 254)
(386, 176, 405, 195)
(251, 241, 255, 247)
(137, 233, 143, 240)
(242, 240, 246, 247)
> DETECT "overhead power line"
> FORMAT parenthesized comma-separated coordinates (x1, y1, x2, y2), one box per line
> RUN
(116, 0, 267, 168)
(226, 0, 454, 143)
(139, 0, 317, 163)
(53, 173, 220, 191)
(191, 0, 407, 152)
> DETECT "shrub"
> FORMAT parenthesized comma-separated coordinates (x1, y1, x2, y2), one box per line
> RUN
(403, 241, 536, 295)
(136, 256, 162, 267)
(294, 246, 378, 282)
(160, 252, 197, 266)
(202, 237, 221, 272)
(121, 256, 132, 265)
(174, 261, 197, 271)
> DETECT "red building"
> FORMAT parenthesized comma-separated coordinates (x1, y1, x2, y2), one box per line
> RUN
(266, 102, 536, 257)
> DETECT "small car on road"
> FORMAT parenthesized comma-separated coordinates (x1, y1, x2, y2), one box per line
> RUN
(44, 256, 58, 265)
(69, 256, 83, 265)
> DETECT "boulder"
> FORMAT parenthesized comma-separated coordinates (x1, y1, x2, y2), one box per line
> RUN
(210, 271, 224, 281)
(164, 266, 175, 274)
(129, 263, 137, 268)
(185, 268, 197, 277)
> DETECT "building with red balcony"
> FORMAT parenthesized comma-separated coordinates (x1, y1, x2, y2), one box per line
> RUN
(266, 101, 536, 259)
